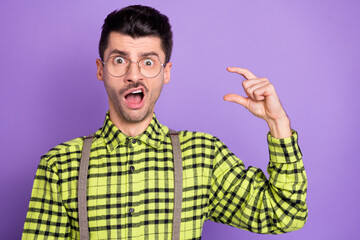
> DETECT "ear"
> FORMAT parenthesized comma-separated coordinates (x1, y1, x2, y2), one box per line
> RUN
(96, 59, 104, 81)
(163, 62, 172, 85)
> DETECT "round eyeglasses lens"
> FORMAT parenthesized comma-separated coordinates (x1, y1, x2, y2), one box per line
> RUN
(105, 56, 128, 77)
(138, 57, 162, 78)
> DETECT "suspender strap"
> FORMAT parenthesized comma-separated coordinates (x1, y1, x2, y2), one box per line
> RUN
(78, 135, 94, 240)
(169, 129, 183, 240)
(78, 131, 182, 240)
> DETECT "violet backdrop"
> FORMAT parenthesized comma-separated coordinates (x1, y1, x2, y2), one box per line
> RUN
(1, 0, 359, 239)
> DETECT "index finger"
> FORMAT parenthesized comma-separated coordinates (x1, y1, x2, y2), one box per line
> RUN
(227, 67, 257, 80)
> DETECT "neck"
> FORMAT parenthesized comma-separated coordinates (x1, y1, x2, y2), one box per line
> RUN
(108, 109, 153, 137)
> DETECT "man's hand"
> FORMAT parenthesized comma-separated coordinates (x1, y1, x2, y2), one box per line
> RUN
(223, 67, 292, 139)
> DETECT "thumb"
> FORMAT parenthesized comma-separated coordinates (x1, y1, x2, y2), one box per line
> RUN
(223, 93, 248, 108)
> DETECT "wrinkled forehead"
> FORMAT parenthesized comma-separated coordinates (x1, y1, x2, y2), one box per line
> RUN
(104, 32, 165, 62)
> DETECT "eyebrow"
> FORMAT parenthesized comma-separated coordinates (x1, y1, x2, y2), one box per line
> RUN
(107, 49, 160, 59)
(139, 51, 160, 59)
(108, 49, 129, 57)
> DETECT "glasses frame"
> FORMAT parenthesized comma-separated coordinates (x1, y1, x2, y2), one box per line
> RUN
(102, 55, 167, 78)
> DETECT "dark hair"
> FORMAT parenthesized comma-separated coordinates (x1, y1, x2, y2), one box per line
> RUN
(99, 5, 173, 63)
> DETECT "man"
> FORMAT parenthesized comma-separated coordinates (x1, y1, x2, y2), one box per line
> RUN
(22, 5, 307, 239)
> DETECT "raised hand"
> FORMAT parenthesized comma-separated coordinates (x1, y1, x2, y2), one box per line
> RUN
(223, 67, 292, 138)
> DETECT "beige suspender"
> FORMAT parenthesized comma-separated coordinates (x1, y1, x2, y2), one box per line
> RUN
(78, 135, 93, 240)
(169, 130, 183, 240)
(78, 130, 183, 240)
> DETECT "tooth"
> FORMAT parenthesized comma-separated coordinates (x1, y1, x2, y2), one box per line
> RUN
(132, 90, 142, 94)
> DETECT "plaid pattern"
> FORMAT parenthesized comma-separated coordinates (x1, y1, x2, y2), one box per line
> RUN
(22, 113, 307, 239)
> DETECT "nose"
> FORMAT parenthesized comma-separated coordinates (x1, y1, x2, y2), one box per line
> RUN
(124, 61, 143, 82)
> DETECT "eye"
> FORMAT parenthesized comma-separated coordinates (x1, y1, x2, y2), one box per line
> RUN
(142, 58, 155, 67)
(113, 56, 126, 65)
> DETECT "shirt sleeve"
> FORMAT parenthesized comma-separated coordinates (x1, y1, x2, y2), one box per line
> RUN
(22, 154, 71, 239)
(208, 131, 307, 234)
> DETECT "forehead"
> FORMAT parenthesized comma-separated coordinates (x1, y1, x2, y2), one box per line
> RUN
(105, 32, 165, 60)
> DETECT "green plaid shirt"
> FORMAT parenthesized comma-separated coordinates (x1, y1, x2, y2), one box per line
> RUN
(23, 113, 307, 239)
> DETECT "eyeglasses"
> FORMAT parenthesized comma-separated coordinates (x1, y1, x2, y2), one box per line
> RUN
(102, 55, 166, 78)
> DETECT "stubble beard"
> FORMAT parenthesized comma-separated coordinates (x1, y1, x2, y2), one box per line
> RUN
(106, 82, 163, 124)
(115, 97, 152, 124)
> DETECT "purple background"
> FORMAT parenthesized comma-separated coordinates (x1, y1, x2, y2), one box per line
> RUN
(1, 0, 359, 239)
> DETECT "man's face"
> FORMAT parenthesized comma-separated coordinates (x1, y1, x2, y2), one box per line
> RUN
(96, 32, 172, 125)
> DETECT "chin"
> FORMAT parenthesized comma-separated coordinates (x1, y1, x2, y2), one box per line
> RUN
(121, 109, 152, 124)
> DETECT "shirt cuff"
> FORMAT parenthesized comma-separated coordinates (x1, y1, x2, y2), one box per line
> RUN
(267, 130, 303, 163)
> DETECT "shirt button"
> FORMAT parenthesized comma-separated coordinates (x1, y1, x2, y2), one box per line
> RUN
(129, 208, 135, 214)
(132, 139, 137, 144)
(129, 166, 135, 173)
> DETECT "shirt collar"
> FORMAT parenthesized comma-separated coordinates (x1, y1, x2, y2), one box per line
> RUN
(100, 112, 168, 152)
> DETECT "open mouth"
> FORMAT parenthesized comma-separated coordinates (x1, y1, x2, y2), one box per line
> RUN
(125, 89, 145, 106)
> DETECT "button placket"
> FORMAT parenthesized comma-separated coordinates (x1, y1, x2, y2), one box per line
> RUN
(128, 138, 139, 174)
(126, 138, 142, 225)
(126, 138, 135, 223)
